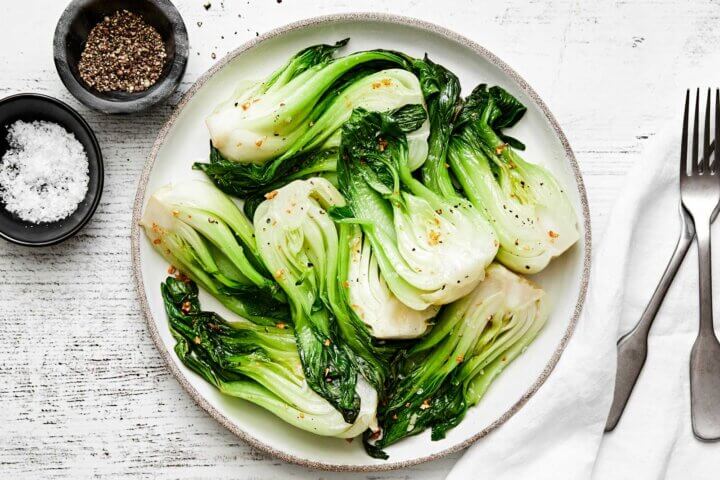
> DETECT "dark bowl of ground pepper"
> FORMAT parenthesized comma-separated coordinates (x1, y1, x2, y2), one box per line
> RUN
(53, 0, 188, 114)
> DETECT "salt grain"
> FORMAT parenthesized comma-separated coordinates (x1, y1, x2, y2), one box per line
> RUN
(0, 120, 89, 223)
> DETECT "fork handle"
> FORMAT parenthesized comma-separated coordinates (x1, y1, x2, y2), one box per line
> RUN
(694, 218, 715, 337)
(690, 216, 720, 441)
(605, 208, 694, 432)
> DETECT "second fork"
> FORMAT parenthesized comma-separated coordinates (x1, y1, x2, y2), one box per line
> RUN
(680, 88, 720, 441)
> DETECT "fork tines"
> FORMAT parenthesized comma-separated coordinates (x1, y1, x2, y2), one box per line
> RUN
(682, 88, 719, 176)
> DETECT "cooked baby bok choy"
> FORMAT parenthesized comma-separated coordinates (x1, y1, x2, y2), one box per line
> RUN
(197, 40, 430, 196)
(448, 86, 579, 273)
(454, 83, 529, 149)
(333, 222, 400, 383)
(140, 180, 287, 325)
(336, 106, 498, 311)
(411, 55, 462, 198)
(342, 226, 438, 339)
(253, 177, 388, 422)
(367, 264, 546, 457)
(163, 277, 378, 438)
(143, 41, 581, 457)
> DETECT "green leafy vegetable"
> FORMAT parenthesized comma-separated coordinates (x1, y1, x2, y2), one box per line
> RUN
(455, 84, 528, 149)
(336, 106, 498, 311)
(333, 221, 399, 386)
(448, 87, 579, 273)
(262, 39, 351, 92)
(141, 43, 581, 458)
(253, 177, 388, 422)
(195, 40, 431, 197)
(412, 55, 462, 198)
(241, 148, 339, 219)
(367, 263, 547, 455)
(163, 276, 379, 438)
(342, 224, 438, 339)
(140, 180, 287, 325)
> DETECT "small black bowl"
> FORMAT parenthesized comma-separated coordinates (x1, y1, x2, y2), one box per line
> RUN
(53, 0, 188, 114)
(0, 94, 103, 246)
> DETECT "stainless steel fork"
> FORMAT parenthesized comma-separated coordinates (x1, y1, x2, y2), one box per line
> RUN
(605, 206, 695, 432)
(681, 88, 720, 441)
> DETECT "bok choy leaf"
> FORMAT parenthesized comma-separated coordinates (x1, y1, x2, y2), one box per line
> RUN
(336, 106, 498, 311)
(253, 177, 389, 422)
(195, 40, 430, 197)
(163, 276, 378, 438)
(367, 263, 546, 456)
(448, 86, 579, 273)
(140, 180, 287, 325)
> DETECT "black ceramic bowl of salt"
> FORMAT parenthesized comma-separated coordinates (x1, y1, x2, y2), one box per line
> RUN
(0, 94, 103, 247)
(53, 0, 188, 114)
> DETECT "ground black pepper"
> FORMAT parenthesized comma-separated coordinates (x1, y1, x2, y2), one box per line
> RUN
(78, 10, 167, 93)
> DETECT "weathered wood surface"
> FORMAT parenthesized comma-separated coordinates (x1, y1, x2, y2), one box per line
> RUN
(0, 0, 712, 478)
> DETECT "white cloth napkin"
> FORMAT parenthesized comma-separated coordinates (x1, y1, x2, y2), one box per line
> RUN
(447, 130, 720, 480)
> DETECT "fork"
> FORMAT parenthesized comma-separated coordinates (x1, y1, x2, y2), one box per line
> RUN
(604, 206, 695, 432)
(681, 88, 720, 441)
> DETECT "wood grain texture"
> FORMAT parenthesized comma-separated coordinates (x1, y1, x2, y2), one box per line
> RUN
(0, 0, 710, 478)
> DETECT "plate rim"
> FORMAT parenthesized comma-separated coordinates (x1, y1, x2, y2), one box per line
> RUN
(131, 12, 592, 472)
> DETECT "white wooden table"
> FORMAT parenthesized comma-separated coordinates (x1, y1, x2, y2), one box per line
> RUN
(0, 0, 710, 478)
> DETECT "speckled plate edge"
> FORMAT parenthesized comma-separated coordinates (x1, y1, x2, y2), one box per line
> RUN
(131, 12, 592, 472)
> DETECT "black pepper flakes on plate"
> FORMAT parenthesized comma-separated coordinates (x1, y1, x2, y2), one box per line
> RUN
(78, 10, 167, 93)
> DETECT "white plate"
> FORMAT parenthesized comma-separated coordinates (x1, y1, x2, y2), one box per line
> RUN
(131, 13, 591, 471)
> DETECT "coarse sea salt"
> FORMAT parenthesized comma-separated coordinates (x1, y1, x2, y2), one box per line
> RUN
(0, 120, 89, 224)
